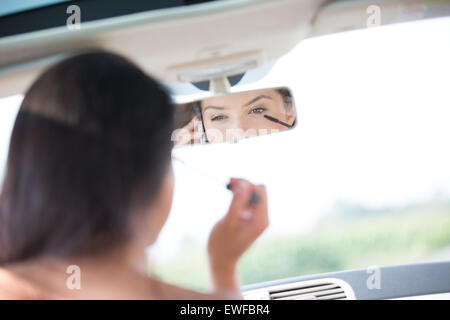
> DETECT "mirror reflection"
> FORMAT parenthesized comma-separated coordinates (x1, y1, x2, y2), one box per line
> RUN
(173, 87, 296, 146)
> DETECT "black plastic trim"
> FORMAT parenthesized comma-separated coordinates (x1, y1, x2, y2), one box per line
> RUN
(0, 0, 218, 38)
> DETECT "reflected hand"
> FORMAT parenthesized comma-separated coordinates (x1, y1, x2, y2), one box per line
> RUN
(173, 116, 204, 147)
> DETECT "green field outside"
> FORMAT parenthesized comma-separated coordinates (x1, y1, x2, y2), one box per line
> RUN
(151, 203, 450, 292)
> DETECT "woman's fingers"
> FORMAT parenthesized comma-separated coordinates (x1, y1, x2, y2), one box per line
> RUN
(248, 185, 269, 234)
(174, 116, 204, 146)
(173, 117, 195, 146)
(191, 117, 205, 144)
(192, 116, 201, 129)
(226, 179, 253, 223)
(207, 178, 269, 293)
(226, 179, 269, 236)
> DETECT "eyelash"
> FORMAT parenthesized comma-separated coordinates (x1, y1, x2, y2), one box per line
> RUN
(209, 105, 267, 121)
(211, 115, 227, 121)
(249, 106, 267, 114)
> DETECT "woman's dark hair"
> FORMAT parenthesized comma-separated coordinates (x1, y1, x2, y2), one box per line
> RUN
(276, 88, 293, 110)
(0, 51, 174, 265)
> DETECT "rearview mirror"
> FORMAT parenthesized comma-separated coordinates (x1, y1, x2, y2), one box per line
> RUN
(172, 87, 296, 146)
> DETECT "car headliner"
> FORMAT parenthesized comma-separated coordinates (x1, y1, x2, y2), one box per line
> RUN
(0, 0, 449, 99)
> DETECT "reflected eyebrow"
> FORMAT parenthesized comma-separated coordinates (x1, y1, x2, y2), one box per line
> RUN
(243, 95, 273, 107)
(203, 106, 225, 112)
(203, 95, 272, 112)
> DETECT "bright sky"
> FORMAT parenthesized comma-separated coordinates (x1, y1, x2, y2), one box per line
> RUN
(0, 17, 449, 260)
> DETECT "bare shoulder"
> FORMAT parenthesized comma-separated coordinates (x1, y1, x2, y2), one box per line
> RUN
(149, 276, 242, 300)
(0, 267, 42, 299)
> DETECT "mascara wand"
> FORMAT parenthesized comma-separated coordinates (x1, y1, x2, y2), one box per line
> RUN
(173, 156, 259, 205)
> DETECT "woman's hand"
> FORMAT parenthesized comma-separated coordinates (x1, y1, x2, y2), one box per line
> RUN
(173, 116, 204, 147)
(207, 178, 269, 294)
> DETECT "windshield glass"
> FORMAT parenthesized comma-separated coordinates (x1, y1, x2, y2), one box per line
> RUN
(152, 17, 450, 291)
(0, 17, 449, 293)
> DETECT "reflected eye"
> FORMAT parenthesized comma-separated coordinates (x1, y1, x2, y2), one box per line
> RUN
(211, 114, 227, 122)
(249, 106, 267, 115)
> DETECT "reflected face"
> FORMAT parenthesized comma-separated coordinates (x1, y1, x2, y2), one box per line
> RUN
(200, 89, 296, 142)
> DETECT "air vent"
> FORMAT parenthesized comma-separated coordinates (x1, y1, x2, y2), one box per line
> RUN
(270, 282, 346, 300)
(243, 278, 355, 300)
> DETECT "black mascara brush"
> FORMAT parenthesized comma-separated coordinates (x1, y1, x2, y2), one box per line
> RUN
(263, 114, 294, 128)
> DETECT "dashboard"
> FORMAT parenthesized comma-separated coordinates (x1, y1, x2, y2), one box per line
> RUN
(242, 262, 450, 300)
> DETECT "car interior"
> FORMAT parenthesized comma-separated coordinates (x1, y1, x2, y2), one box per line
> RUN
(0, 0, 450, 300)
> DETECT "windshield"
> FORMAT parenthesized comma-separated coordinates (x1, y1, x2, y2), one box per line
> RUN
(0, 17, 449, 292)
(152, 17, 450, 291)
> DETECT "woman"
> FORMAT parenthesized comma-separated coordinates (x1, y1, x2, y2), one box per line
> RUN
(0, 51, 268, 299)
(200, 88, 296, 143)
(173, 88, 296, 146)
